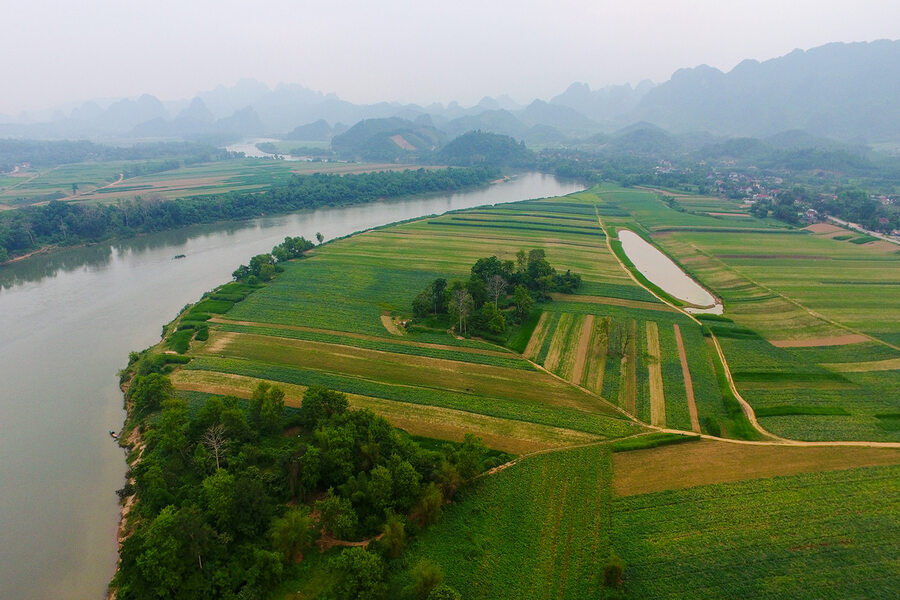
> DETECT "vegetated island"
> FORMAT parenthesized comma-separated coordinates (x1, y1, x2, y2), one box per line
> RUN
(110, 184, 900, 599)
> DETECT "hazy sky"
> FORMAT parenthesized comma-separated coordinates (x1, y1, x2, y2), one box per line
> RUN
(3, 0, 898, 114)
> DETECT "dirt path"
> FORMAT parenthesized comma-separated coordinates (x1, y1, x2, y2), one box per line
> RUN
(673, 324, 701, 433)
(570, 315, 595, 385)
(645, 321, 666, 428)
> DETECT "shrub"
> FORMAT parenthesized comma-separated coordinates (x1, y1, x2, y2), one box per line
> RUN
(603, 553, 625, 588)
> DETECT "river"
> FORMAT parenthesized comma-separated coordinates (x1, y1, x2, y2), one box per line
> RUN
(0, 173, 583, 600)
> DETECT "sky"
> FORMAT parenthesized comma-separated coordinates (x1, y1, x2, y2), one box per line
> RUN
(2, 0, 898, 115)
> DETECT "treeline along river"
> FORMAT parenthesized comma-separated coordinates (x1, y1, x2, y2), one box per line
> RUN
(0, 173, 583, 600)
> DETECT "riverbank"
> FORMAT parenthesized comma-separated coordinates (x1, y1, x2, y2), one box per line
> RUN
(0, 166, 503, 267)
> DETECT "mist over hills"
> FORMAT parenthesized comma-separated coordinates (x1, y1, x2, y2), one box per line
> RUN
(2, 39, 899, 147)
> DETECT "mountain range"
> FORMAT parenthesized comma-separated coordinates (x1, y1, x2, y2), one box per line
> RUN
(2, 39, 898, 145)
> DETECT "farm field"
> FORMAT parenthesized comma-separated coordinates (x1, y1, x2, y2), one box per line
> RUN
(0, 158, 414, 206)
(398, 440, 900, 600)
(591, 184, 900, 442)
(147, 183, 900, 599)
(163, 190, 764, 452)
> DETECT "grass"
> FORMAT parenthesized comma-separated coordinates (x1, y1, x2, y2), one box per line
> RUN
(610, 432, 698, 453)
(396, 445, 615, 600)
(399, 439, 900, 600)
(612, 465, 900, 599)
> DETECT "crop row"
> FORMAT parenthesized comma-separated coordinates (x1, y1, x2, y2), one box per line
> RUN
(185, 357, 637, 438)
(213, 322, 533, 370)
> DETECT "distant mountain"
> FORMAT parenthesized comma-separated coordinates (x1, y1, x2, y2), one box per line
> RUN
(551, 81, 654, 123)
(445, 109, 528, 139)
(286, 119, 333, 141)
(633, 40, 900, 142)
(331, 117, 445, 161)
(519, 100, 600, 137)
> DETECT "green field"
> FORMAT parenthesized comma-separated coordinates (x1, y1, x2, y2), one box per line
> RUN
(0, 158, 415, 206)
(399, 443, 900, 600)
(589, 185, 900, 442)
(165, 189, 774, 452)
(142, 182, 900, 599)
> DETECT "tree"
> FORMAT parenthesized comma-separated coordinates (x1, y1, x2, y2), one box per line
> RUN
(412, 482, 443, 526)
(428, 585, 462, 600)
(202, 469, 235, 532)
(260, 385, 285, 433)
(412, 289, 433, 318)
(270, 506, 314, 562)
(431, 278, 447, 313)
(129, 373, 174, 416)
(512, 285, 533, 321)
(486, 274, 507, 307)
(71, 183, 78, 195)
(331, 547, 386, 600)
(449, 288, 473, 334)
(603, 552, 625, 588)
(456, 433, 487, 480)
(300, 386, 349, 428)
(316, 488, 357, 539)
(405, 560, 443, 600)
(380, 512, 406, 558)
(316, 231, 324, 244)
(479, 302, 506, 334)
(201, 423, 227, 469)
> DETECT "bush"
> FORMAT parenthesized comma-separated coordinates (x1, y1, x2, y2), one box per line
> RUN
(603, 553, 625, 588)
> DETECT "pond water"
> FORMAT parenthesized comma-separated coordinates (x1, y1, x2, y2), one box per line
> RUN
(0, 173, 583, 600)
(618, 229, 722, 314)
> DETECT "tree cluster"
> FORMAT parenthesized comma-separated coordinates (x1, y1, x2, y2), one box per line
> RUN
(0, 167, 497, 262)
(412, 249, 580, 337)
(231, 235, 315, 283)
(113, 380, 490, 600)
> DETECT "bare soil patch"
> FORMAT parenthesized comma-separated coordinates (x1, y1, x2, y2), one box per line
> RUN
(771, 334, 869, 348)
(389, 135, 416, 151)
(613, 439, 900, 497)
(673, 324, 700, 433)
(380, 314, 405, 336)
(805, 223, 844, 234)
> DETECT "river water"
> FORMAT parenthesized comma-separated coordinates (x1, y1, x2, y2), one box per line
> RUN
(0, 173, 583, 600)
(618, 229, 722, 313)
